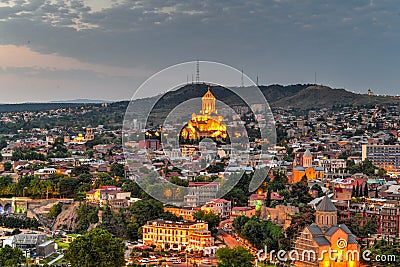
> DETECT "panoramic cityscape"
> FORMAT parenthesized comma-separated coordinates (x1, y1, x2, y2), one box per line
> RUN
(1, 1, 400, 267)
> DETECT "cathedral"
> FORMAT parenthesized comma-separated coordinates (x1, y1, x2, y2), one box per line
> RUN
(180, 87, 228, 143)
(293, 196, 360, 267)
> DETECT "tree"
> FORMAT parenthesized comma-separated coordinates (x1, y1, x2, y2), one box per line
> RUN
(233, 215, 250, 233)
(110, 163, 125, 178)
(71, 165, 90, 176)
(169, 176, 189, 187)
(352, 185, 356, 197)
(359, 185, 363, 198)
(355, 183, 360, 197)
(193, 210, 221, 234)
(364, 184, 369, 197)
(76, 204, 99, 233)
(0, 245, 25, 267)
(122, 180, 143, 198)
(3, 162, 12, 172)
(291, 176, 312, 204)
(265, 188, 272, 207)
(65, 228, 125, 267)
(216, 246, 254, 267)
(311, 184, 324, 197)
(60, 178, 79, 198)
(285, 206, 315, 246)
(126, 199, 180, 240)
(0, 153, 3, 162)
(340, 214, 376, 238)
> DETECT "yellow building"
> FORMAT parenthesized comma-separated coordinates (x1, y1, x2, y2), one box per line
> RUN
(292, 166, 325, 183)
(180, 87, 228, 141)
(292, 149, 324, 183)
(142, 219, 214, 251)
(164, 207, 197, 221)
(293, 196, 360, 267)
(71, 134, 86, 144)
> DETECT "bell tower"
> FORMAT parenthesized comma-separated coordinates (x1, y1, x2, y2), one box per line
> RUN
(303, 149, 313, 167)
(201, 87, 216, 115)
(315, 196, 337, 229)
(85, 127, 94, 141)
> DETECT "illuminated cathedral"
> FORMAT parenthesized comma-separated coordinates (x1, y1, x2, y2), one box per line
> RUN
(180, 87, 228, 142)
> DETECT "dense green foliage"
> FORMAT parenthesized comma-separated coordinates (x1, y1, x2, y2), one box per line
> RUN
(0, 215, 40, 229)
(290, 176, 312, 205)
(193, 210, 221, 235)
(340, 214, 376, 238)
(233, 216, 283, 250)
(11, 148, 46, 161)
(76, 204, 99, 233)
(65, 228, 125, 267)
(47, 202, 63, 220)
(362, 239, 400, 266)
(98, 199, 180, 240)
(216, 246, 254, 267)
(282, 206, 315, 250)
(0, 245, 25, 267)
(110, 163, 125, 177)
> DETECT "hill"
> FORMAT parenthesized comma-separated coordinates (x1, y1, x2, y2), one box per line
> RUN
(134, 83, 400, 116)
(271, 85, 400, 109)
(0, 103, 92, 113)
(1, 84, 399, 134)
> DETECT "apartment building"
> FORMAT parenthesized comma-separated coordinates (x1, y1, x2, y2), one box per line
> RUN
(142, 219, 214, 252)
(362, 144, 400, 176)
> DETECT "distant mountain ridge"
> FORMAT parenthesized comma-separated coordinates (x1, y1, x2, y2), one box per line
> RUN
(266, 85, 400, 109)
(49, 99, 112, 104)
(1, 84, 399, 113)
(140, 83, 400, 114)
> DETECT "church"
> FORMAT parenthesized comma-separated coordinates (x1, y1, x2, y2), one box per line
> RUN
(180, 87, 228, 143)
(292, 149, 325, 183)
(293, 196, 360, 267)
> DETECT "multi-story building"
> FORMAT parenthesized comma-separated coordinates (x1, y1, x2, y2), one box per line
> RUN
(201, 199, 231, 219)
(3, 234, 56, 258)
(335, 199, 400, 237)
(362, 144, 400, 176)
(163, 207, 198, 221)
(231, 206, 256, 218)
(86, 186, 131, 205)
(142, 219, 214, 252)
(184, 182, 219, 207)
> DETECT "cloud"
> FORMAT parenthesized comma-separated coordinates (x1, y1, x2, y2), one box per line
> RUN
(1, 0, 400, 101)
(0, 45, 151, 77)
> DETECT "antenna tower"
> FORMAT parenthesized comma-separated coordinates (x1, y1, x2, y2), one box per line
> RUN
(196, 60, 200, 84)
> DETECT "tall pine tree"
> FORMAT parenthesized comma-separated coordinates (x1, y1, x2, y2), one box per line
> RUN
(355, 183, 360, 197)
(364, 184, 369, 197)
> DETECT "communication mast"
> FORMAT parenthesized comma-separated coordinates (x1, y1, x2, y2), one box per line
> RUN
(196, 60, 200, 84)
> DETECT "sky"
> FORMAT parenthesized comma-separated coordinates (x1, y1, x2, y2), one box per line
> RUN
(0, 0, 400, 103)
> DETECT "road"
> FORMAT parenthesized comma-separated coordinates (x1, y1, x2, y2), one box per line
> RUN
(161, 258, 218, 267)
(220, 232, 242, 248)
(48, 253, 64, 265)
